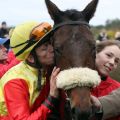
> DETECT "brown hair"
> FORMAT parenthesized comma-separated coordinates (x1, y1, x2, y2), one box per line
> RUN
(96, 40, 120, 53)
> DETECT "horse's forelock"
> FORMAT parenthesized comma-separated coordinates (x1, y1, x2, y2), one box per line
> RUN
(64, 9, 85, 21)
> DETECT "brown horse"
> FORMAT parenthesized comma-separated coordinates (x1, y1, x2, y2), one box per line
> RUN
(45, 0, 100, 119)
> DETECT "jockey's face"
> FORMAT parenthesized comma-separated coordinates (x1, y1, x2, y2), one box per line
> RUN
(35, 41, 54, 66)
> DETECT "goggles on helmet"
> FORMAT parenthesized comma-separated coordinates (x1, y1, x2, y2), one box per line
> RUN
(11, 22, 52, 57)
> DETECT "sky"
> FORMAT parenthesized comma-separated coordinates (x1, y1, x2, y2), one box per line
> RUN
(0, 0, 120, 27)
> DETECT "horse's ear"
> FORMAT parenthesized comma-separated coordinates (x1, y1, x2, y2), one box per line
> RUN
(82, 0, 99, 22)
(45, 0, 62, 23)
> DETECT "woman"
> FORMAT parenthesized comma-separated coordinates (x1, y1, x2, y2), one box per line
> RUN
(0, 21, 68, 120)
(0, 38, 20, 78)
(91, 40, 120, 120)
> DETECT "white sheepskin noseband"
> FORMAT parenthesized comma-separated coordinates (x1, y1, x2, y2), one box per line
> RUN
(56, 67, 101, 90)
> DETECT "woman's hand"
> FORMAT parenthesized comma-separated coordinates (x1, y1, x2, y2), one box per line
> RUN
(49, 67, 60, 98)
(91, 95, 102, 109)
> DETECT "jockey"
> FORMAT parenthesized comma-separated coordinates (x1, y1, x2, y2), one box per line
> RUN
(0, 21, 67, 120)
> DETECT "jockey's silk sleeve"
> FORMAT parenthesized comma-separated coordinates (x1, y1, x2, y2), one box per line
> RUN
(3, 79, 53, 120)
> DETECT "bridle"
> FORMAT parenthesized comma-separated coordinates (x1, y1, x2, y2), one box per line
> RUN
(53, 21, 90, 30)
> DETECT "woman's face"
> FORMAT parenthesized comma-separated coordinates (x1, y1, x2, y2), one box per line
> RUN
(35, 41, 54, 66)
(0, 45, 8, 61)
(96, 45, 120, 77)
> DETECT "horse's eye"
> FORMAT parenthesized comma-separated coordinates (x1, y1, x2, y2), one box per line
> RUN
(55, 47, 60, 52)
(54, 47, 62, 55)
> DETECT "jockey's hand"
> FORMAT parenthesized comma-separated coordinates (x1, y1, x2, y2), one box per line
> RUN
(49, 67, 60, 98)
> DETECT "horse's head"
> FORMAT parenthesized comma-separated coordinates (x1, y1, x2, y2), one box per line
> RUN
(45, 0, 100, 119)
(45, 0, 99, 70)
